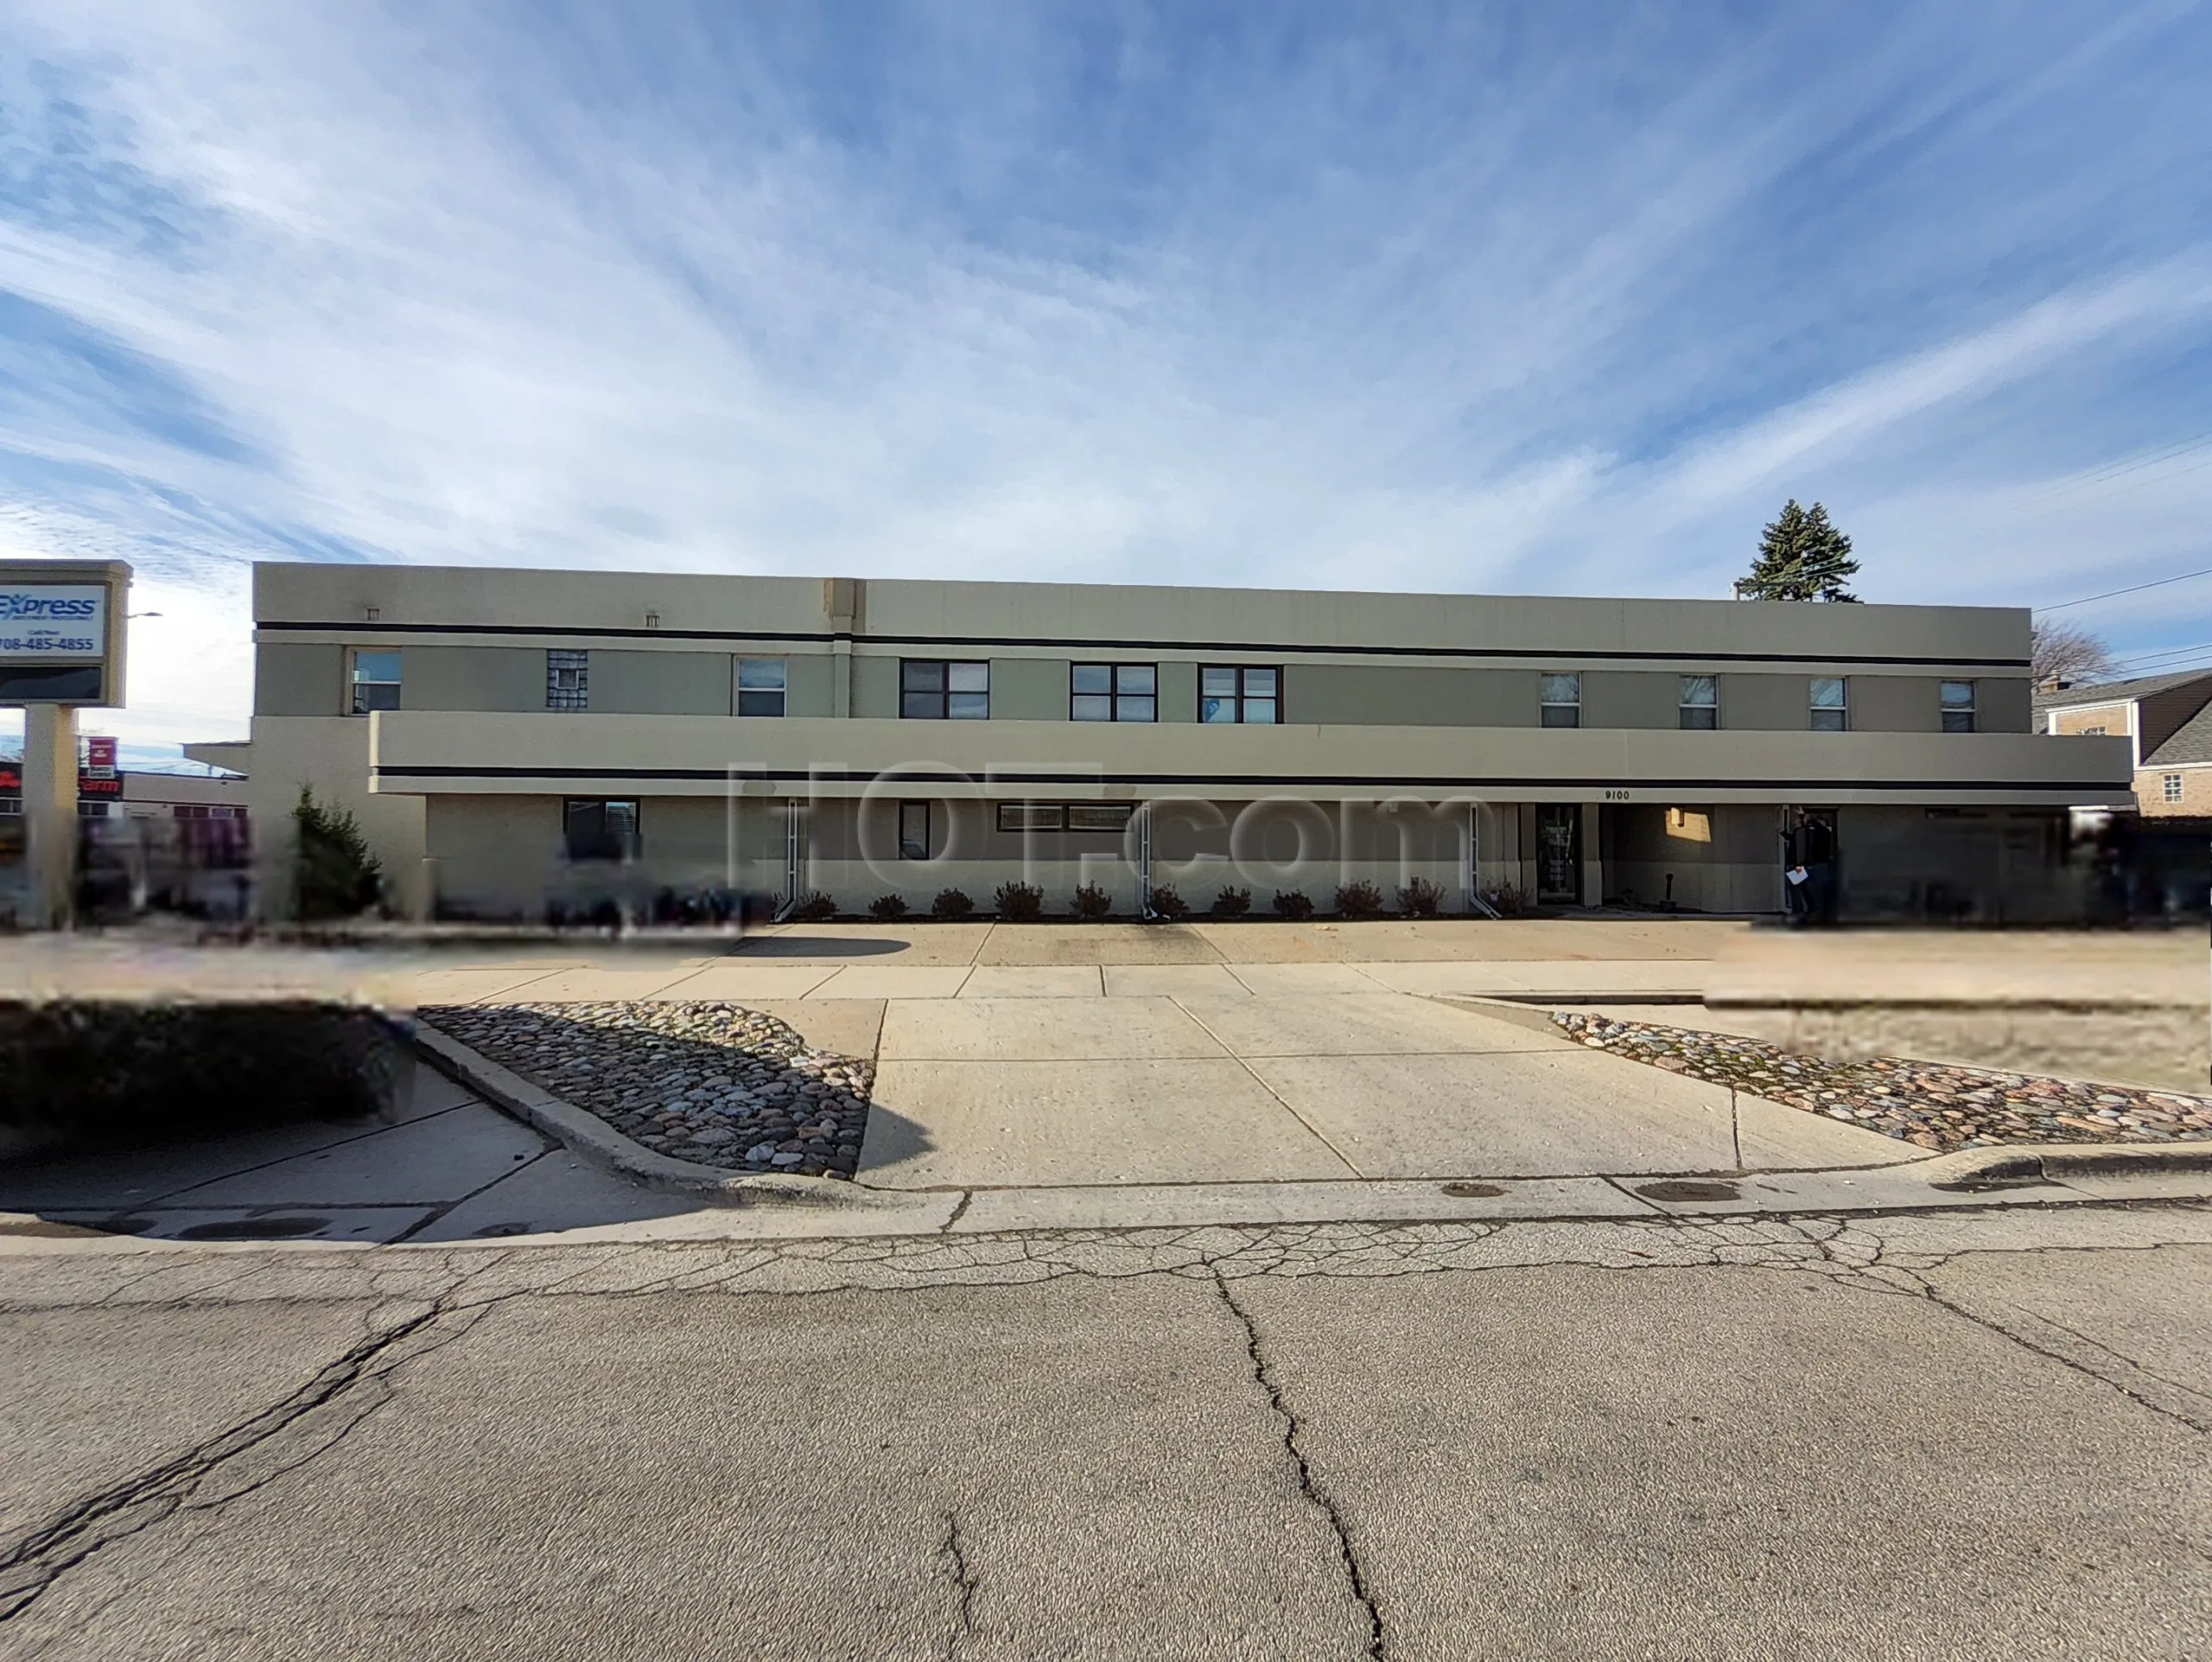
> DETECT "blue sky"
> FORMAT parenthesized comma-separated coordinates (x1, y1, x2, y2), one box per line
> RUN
(3, 1, 2210, 760)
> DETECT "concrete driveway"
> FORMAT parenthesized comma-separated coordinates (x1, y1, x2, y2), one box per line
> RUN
(858, 988, 1910, 1188)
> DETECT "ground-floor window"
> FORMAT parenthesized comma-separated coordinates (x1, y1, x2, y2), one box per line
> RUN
(564, 798, 639, 862)
(899, 801, 931, 860)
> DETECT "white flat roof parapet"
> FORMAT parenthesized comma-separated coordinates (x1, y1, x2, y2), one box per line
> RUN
(254, 562, 2032, 670)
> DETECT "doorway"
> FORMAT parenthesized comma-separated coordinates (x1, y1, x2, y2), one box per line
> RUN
(1536, 804, 1581, 904)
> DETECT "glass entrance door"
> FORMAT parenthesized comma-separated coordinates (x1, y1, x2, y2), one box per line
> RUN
(1536, 805, 1581, 904)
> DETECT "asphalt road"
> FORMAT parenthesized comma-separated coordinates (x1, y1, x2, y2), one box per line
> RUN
(3, 1205, 2209, 1660)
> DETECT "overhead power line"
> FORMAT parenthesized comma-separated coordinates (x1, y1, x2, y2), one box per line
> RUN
(2104, 640, 2212, 672)
(2037, 564, 2212, 613)
(2037, 435, 2212, 500)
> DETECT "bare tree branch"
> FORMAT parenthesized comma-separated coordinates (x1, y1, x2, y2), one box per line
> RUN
(2031, 620, 2115, 685)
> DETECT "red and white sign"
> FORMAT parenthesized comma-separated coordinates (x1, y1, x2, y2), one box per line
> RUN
(83, 735, 118, 779)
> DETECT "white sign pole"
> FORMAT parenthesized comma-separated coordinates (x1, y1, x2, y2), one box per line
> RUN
(22, 703, 77, 929)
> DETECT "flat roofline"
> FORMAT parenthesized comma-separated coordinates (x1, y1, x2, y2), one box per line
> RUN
(254, 616, 2028, 669)
(249, 560, 2025, 623)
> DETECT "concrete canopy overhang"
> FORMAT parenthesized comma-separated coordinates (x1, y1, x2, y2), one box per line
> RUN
(362, 711, 2133, 811)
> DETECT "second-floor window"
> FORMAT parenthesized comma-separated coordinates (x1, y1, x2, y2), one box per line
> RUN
(546, 649, 588, 710)
(902, 660, 989, 719)
(350, 649, 400, 714)
(737, 658, 787, 716)
(1071, 663, 1156, 722)
(1539, 672, 1581, 729)
(1810, 678, 1848, 731)
(1940, 679, 1975, 733)
(1678, 676, 1718, 729)
(2165, 773, 2185, 805)
(1200, 665, 1279, 723)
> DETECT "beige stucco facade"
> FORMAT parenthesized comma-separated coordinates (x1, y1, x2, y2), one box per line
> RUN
(227, 564, 2133, 922)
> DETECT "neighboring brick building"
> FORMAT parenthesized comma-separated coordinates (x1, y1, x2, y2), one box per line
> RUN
(2039, 670, 2212, 818)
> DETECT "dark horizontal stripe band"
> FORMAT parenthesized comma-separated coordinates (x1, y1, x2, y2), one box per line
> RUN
(373, 763, 2115, 793)
(260, 619, 2026, 671)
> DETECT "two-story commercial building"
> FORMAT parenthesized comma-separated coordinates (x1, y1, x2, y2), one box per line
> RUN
(207, 563, 2133, 923)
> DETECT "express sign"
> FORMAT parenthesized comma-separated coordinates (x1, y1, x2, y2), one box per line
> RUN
(0, 585, 107, 661)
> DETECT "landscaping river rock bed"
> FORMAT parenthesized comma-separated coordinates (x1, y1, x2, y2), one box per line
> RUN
(419, 1001, 873, 1177)
(1552, 1011, 2212, 1153)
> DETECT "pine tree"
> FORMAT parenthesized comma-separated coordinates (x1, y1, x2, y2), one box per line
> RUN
(1739, 500, 1860, 602)
(292, 785, 385, 920)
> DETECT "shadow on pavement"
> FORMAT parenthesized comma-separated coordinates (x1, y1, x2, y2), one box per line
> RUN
(0, 1060, 929, 1245)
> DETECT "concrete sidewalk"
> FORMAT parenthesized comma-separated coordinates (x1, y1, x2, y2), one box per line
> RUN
(10, 981, 2206, 1249)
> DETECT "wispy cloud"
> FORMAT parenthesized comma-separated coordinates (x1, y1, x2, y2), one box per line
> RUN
(3, 0, 2211, 753)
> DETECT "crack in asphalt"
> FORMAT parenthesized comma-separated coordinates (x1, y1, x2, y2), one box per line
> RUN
(0, 1212, 2204, 1647)
(0, 1292, 498, 1623)
(1215, 1272, 1386, 1662)
(938, 1511, 977, 1661)
(10, 1209, 2211, 1322)
(1908, 1283, 2212, 1433)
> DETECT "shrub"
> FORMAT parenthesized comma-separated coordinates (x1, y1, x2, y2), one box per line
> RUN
(1272, 889, 1315, 920)
(995, 882, 1044, 921)
(1210, 885, 1252, 918)
(788, 891, 836, 922)
(1397, 876, 1445, 918)
(931, 888, 975, 920)
(1147, 884, 1189, 920)
(292, 786, 383, 921)
(1484, 882, 1537, 919)
(1072, 882, 1113, 920)
(1334, 881, 1385, 918)
(2, 1001, 410, 1158)
(869, 894, 909, 920)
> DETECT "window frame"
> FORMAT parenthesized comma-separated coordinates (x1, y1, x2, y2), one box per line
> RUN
(1065, 803, 1135, 833)
(996, 803, 1065, 832)
(1198, 665, 1281, 725)
(563, 798, 639, 863)
(1677, 675, 1719, 730)
(1939, 679, 1976, 734)
(898, 800, 931, 860)
(1070, 662, 1158, 723)
(1539, 672, 1582, 729)
(2164, 773, 2185, 805)
(348, 648, 401, 716)
(1809, 677, 1849, 732)
(900, 659, 990, 720)
(736, 657, 788, 718)
(545, 648, 589, 711)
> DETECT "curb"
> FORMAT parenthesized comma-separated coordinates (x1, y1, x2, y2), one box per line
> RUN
(411, 1025, 885, 1210)
(1929, 1143, 2212, 1188)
